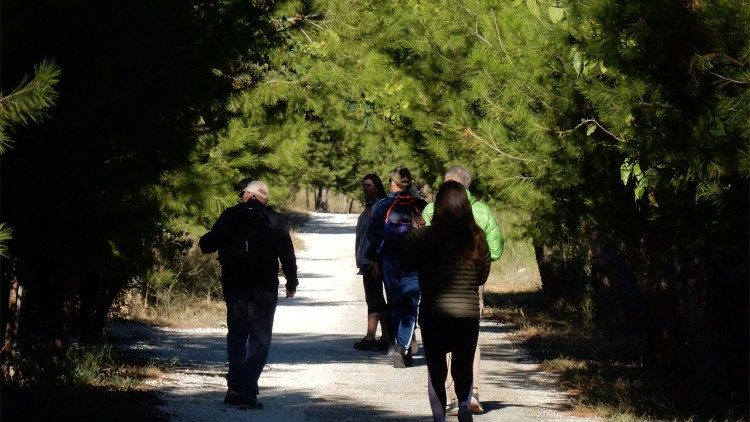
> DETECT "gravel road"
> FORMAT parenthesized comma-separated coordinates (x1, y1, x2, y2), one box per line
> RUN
(120, 212, 599, 421)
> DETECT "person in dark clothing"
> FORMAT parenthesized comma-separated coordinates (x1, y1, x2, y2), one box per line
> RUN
(367, 166, 427, 367)
(403, 180, 491, 422)
(199, 180, 298, 410)
(354, 174, 390, 351)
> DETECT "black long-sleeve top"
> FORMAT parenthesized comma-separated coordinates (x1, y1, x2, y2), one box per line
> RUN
(199, 199, 298, 292)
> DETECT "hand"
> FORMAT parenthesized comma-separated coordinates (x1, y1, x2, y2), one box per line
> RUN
(413, 215, 426, 228)
(369, 262, 380, 279)
(285, 288, 296, 298)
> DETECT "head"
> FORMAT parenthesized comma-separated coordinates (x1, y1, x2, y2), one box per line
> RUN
(444, 165, 471, 189)
(388, 166, 412, 193)
(241, 180, 269, 204)
(433, 180, 473, 226)
(362, 174, 387, 201)
(430, 180, 485, 266)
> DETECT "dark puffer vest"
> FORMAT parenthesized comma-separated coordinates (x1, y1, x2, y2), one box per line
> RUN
(402, 226, 491, 319)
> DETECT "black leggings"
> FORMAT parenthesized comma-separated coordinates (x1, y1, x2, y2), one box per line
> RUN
(361, 265, 387, 314)
(420, 317, 479, 419)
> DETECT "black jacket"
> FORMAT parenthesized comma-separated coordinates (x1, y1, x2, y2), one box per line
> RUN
(199, 199, 298, 292)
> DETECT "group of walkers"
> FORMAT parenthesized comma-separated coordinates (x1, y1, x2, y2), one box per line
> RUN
(197, 165, 503, 422)
(354, 165, 504, 422)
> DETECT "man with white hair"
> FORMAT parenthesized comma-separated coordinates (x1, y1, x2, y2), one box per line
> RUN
(422, 165, 504, 416)
(199, 180, 298, 410)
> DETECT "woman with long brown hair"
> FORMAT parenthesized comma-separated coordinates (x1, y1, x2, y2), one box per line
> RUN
(403, 180, 491, 422)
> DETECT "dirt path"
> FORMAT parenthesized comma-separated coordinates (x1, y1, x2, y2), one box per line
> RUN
(118, 213, 599, 421)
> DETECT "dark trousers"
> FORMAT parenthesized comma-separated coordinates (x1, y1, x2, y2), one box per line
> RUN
(224, 288, 278, 397)
(420, 317, 479, 420)
(381, 254, 420, 348)
(361, 264, 387, 314)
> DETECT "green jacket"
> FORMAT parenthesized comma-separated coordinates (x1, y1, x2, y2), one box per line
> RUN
(422, 190, 504, 261)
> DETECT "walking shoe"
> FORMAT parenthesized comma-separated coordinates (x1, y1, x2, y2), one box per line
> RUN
(469, 392, 484, 414)
(238, 393, 263, 410)
(353, 337, 378, 351)
(223, 390, 241, 405)
(409, 330, 419, 355)
(376, 337, 389, 351)
(446, 399, 459, 416)
(457, 406, 473, 422)
(390, 345, 412, 368)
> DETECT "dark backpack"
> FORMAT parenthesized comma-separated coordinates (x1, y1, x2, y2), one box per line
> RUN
(221, 204, 271, 274)
(383, 195, 421, 242)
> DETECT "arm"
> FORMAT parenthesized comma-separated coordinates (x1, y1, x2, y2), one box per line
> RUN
(421, 202, 434, 225)
(273, 213, 299, 296)
(479, 243, 491, 286)
(478, 203, 504, 261)
(198, 209, 230, 254)
(366, 199, 387, 253)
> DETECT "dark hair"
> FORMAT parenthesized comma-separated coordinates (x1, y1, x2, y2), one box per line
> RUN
(430, 180, 486, 266)
(362, 174, 387, 199)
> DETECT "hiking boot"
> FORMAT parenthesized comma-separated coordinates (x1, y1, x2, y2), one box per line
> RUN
(469, 392, 484, 414)
(457, 406, 473, 422)
(353, 337, 379, 351)
(446, 399, 459, 416)
(223, 390, 241, 406)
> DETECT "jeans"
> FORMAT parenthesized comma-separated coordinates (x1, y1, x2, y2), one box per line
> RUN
(224, 288, 278, 397)
(381, 254, 420, 348)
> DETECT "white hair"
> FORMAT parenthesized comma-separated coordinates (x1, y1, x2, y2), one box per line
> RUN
(444, 165, 471, 189)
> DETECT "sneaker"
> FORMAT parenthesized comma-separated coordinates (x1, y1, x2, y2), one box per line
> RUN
(391, 345, 412, 368)
(376, 337, 389, 351)
(409, 331, 419, 355)
(469, 392, 484, 414)
(446, 399, 459, 416)
(457, 406, 473, 422)
(239, 393, 263, 410)
(353, 337, 378, 351)
(223, 390, 241, 405)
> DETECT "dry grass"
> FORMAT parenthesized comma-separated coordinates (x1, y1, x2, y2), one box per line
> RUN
(481, 288, 719, 420)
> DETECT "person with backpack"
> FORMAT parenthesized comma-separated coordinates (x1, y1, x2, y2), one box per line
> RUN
(199, 180, 298, 410)
(367, 166, 427, 368)
(421, 165, 504, 416)
(353, 174, 390, 351)
(402, 180, 492, 422)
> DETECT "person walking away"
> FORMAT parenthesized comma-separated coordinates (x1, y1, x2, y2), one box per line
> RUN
(403, 180, 491, 422)
(367, 166, 426, 367)
(353, 174, 390, 351)
(199, 180, 298, 409)
(421, 165, 504, 415)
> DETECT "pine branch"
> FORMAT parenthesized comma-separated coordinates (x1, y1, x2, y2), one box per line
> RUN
(0, 61, 61, 128)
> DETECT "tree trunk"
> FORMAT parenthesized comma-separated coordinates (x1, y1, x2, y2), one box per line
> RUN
(1, 258, 22, 383)
(348, 197, 354, 213)
(48, 275, 76, 364)
(315, 186, 329, 212)
(588, 230, 648, 339)
(534, 244, 560, 303)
